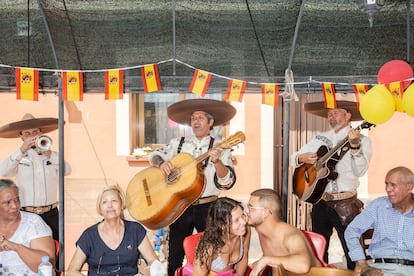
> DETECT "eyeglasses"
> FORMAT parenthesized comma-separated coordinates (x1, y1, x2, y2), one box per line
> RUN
(247, 204, 272, 214)
(97, 252, 120, 275)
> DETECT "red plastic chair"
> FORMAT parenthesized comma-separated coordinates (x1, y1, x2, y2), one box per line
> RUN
(174, 232, 204, 276)
(301, 230, 334, 268)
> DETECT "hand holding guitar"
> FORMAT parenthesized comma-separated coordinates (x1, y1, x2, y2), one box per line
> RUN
(298, 152, 318, 165)
(348, 128, 361, 150)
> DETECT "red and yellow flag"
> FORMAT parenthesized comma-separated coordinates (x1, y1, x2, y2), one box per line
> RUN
(141, 64, 162, 93)
(388, 81, 404, 112)
(226, 79, 246, 102)
(261, 83, 279, 106)
(104, 69, 124, 100)
(353, 84, 369, 109)
(321, 82, 337, 109)
(15, 68, 39, 101)
(62, 71, 83, 101)
(189, 69, 212, 96)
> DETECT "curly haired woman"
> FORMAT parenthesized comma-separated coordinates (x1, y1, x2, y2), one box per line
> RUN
(192, 197, 250, 276)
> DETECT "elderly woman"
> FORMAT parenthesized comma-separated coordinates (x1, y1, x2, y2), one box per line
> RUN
(192, 197, 251, 276)
(0, 179, 55, 275)
(67, 185, 164, 275)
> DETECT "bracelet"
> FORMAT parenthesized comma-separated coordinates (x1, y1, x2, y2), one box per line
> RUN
(349, 145, 360, 150)
(212, 159, 220, 164)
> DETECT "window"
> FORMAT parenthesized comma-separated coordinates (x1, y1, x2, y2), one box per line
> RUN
(130, 93, 226, 149)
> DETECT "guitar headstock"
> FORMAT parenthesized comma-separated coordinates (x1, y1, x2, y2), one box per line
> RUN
(220, 131, 246, 149)
(359, 120, 375, 130)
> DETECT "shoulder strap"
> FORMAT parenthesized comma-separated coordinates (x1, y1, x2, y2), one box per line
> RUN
(177, 137, 185, 154)
(201, 136, 215, 169)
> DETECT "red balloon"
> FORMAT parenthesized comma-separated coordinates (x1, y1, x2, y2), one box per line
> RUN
(377, 60, 413, 89)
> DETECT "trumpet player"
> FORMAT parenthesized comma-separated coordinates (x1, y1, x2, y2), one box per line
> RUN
(0, 113, 72, 243)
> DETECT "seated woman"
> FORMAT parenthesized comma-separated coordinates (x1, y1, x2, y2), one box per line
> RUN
(67, 185, 165, 276)
(0, 179, 55, 275)
(192, 197, 251, 276)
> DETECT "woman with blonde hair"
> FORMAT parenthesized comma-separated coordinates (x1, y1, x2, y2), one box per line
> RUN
(67, 185, 164, 275)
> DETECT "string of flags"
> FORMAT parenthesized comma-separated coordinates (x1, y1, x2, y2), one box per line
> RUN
(3, 59, 413, 108)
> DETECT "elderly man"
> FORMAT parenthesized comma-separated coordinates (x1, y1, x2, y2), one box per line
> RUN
(345, 166, 414, 276)
(291, 100, 373, 269)
(148, 98, 238, 275)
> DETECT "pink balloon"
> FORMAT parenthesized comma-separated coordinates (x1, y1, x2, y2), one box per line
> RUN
(168, 119, 178, 128)
(377, 60, 413, 89)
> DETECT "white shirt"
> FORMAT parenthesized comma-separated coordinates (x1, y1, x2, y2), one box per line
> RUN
(291, 125, 372, 193)
(0, 149, 72, 206)
(0, 211, 52, 275)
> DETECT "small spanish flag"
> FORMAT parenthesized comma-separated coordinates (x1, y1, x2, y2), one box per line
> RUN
(353, 84, 369, 109)
(321, 82, 337, 109)
(261, 83, 279, 106)
(62, 71, 83, 101)
(189, 69, 212, 96)
(226, 79, 246, 102)
(104, 69, 124, 100)
(15, 68, 39, 101)
(388, 81, 404, 112)
(141, 64, 162, 93)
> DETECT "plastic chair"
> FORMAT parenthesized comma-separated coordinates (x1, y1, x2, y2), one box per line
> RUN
(54, 239, 60, 259)
(174, 232, 204, 276)
(301, 230, 334, 268)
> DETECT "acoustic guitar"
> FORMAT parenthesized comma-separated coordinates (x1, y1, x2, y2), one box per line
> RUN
(293, 121, 374, 204)
(126, 131, 245, 230)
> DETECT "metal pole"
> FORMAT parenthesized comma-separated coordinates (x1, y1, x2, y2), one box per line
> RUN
(36, 0, 64, 271)
(281, 0, 306, 222)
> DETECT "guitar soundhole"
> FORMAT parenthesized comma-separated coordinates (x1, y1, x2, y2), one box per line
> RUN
(167, 168, 180, 184)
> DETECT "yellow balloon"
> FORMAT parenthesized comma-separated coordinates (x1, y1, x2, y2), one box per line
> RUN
(403, 83, 414, 117)
(360, 84, 395, 124)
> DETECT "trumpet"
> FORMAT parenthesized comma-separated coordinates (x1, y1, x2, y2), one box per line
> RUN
(34, 135, 53, 153)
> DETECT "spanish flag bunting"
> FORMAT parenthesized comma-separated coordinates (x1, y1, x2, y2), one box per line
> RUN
(261, 83, 279, 106)
(15, 68, 39, 101)
(189, 69, 212, 96)
(62, 71, 83, 101)
(226, 79, 246, 102)
(104, 69, 124, 100)
(321, 82, 337, 109)
(388, 81, 404, 112)
(141, 64, 162, 93)
(353, 84, 369, 109)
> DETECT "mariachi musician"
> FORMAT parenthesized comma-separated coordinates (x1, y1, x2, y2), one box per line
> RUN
(0, 113, 72, 242)
(291, 100, 373, 270)
(148, 98, 237, 276)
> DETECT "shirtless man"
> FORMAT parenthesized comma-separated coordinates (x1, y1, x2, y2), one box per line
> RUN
(247, 188, 321, 275)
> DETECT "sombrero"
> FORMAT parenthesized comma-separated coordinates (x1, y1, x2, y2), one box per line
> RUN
(167, 99, 236, 126)
(0, 113, 59, 138)
(304, 100, 363, 121)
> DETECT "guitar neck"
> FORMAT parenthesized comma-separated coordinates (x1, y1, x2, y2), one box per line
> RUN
(317, 121, 370, 164)
(195, 131, 246, 164)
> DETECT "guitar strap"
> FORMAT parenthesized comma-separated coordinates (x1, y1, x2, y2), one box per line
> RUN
(177, 137, 185, 154)
(176, 136, 215, 169)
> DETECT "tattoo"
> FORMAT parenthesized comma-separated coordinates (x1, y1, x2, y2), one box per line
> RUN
(151, 155, 165, 167)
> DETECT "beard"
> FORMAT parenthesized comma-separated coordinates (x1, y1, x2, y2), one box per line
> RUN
(247, 218, 264, 227)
